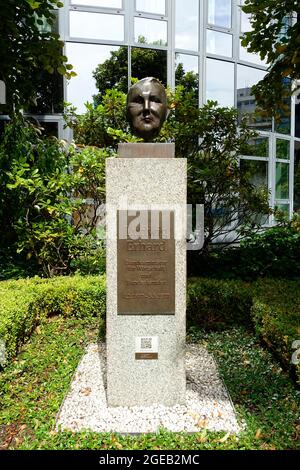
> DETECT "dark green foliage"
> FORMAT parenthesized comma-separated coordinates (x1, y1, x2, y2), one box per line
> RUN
(188, 216, 300, 280)
(187, 277, 300, 386)
(0, 0, 75, 113)
(241, 0, 300, 117)
(1, 322, 299, 449)
(187, 278, 253, 331)
(0, 275, 106, 365)
(0, 116, 107, 277)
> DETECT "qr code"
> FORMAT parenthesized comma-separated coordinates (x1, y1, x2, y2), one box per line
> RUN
(141, 337, 152, 350)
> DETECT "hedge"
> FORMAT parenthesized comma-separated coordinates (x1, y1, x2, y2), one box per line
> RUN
(251, 279, 300, 386)
(0, 275, 299, 386)
(0, 275, 106, 364)
(187, 278, 253, 329)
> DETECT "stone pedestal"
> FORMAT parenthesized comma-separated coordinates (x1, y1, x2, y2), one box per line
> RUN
(106, 143, 186, 407)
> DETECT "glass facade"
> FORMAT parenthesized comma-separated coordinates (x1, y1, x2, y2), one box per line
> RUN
(30, 0, 299, 221)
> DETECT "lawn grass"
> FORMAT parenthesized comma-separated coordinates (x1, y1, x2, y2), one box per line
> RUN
(0, 318, 299, 450)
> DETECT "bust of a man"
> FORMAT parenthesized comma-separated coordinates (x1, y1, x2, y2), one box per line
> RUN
(126, 77, 169, 142)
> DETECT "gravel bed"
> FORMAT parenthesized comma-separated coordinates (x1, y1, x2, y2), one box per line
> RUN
(56, 343, 241, 434)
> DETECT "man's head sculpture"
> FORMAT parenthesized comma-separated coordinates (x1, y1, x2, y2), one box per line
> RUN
(126, 77, 169, 142)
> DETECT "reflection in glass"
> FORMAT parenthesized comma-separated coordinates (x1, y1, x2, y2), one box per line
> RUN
(206, 30, 232, 57)
(37, 121, 59, 138)
(65, 43, 121, 113)
(240, 159, 268, 188)
(294, 142, 300, 213)
(70, 0, 122, 7)
(70, 11, 124, 41)
(175, 53, 199, 103)
(239, 41, 266, 66)
(37, 10, 59, 34)
(175, 0, 199, 51)
(275, 81, 291, 135)
(275, 203, 289, 218)
(237, 64, 271, 130)
(208, 0, 232, 28)
(276, 163, 289, 199)
(131, 48, 167, 86)
(240, 137, 269, 158)
(136, 0, 165, 15)
(239, 1, 266, 66)
(276, 139, 290, 160)
(206, 59, 234, 107)
(26, 72, 63, 114)
(134, 17, 167, 46)
(240, 7, 251, 33)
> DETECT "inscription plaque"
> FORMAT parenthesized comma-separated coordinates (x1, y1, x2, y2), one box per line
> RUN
(117, 210, 175, 315)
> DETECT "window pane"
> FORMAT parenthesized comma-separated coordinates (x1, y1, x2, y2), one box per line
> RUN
(65, 43, 123, 114)
(237, 64, 271, 130)
(294, 141, 300, 213)
(136, 0, 165, 15)
(70, 11, 124, 41)
(134, 17, 167, 46)
(275, 203, 289, 218)
(37, 10, 59, 34)
(240, 159, 268, 188)
(175, 0, 199, 51)
(70, 0, 122, 7)
(206, 30, 232, 57)
(239, 1, 266, 66)
(276, 139, 290, 160)
(240, 137, 269, 158)
(276, 163, 289, 199)
(37, 121, 59, 138)
(239, 41, 266, 66)
(131, 48, 167, 86)
(208, 0, 232, 28)
(175, 53, 199, 103)
(206, 59, 234, 107)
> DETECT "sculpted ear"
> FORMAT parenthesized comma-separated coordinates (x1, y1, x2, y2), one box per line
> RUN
(165, 107, 170, 120)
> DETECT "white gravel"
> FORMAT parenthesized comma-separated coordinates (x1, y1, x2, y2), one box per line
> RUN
(56, 343, 241, 434)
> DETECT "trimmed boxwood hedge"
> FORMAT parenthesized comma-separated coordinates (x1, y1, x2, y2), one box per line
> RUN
(0, 275, 299, 385)
(0, 275, 106, 364)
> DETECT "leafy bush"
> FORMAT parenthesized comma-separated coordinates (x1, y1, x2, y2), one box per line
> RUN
(0, 275, 106, 365)
(238, 218, 300, 279)
(187, 278, 253, 331)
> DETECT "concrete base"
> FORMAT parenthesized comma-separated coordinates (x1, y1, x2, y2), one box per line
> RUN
(106, 146, 186, 407)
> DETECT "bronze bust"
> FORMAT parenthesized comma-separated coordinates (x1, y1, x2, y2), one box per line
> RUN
(126, 77, 169, 142)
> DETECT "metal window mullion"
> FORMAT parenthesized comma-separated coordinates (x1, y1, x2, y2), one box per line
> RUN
(269, 133, 276, 225)
(199, 0, 206, 106)
(167, 0, 175, 89)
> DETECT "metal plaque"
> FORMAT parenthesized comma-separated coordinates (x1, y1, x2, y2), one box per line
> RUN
(117, 210, 175, 315)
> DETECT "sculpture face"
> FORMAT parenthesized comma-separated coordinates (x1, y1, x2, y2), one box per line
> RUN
(126, 78, 168, 142)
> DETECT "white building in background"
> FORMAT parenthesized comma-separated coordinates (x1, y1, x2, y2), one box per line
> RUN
(25, 0, 300, 221)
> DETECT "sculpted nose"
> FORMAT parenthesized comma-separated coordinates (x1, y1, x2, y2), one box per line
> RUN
(143, 96, 150, 113)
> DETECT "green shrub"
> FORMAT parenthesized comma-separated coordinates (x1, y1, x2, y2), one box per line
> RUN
(251, 279, 300, 386)
(187, 277, 300, 386)
(187, 278, 253, 330)
(0, 275, 106, 365)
